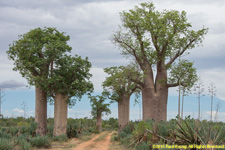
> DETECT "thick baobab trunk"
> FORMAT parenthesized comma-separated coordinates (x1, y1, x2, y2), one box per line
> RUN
(142, 63, 168, 122)
(142, 86, 158, 121)
(35, 86, 47, 136)
(96, 111, 102, 131)
(118, 94, 130, 132)
(157, 87, 168, 121)
(142, 70, 158, 121)
(155, 63, 168, 122)
(53, 93, 68, 136)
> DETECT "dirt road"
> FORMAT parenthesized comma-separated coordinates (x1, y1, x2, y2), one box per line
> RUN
(44, 131, 123, 150)
(72, 131, 113, 150)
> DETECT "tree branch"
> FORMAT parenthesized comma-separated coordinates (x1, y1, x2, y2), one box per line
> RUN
(114, 36, 145, 71)
(130, 78, 145, 88)
(167, 83, 179, 88)
(166, 39, 196, 67)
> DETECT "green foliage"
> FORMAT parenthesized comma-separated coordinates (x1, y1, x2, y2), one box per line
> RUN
(53, 134, 68, 142)
(103, 65, 140, 102)
(0, 138, 12, 150)
(47, 125, 54, 137)
(112, 1, 208, 88)
(8, 126, 19, 136)
(17, 139, 32, 150)
(30, 135, 51, 148)
(17, 121, 29, 127)
(132, 121, 152, 143)
(89, 93, 111, 117)
(0, 130, 12, 139)
(136, 142, 149, 150)
(168, 59, 198, 90)
(48, 54, 93, 106)
(175, 119, 225, 145)
(28, 122, 37, 135)
(7, 27, 72, 88)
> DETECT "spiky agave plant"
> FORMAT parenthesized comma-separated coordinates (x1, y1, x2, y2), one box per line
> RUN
(175, 120, 225, 146)
(175, 120, 201, 145)
(195, 121, 225, 145)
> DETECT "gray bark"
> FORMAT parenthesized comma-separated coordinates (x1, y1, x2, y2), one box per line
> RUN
(35, 86, 47, 136)
(118, 94, 130, 132)
(53, 93, 68, 136)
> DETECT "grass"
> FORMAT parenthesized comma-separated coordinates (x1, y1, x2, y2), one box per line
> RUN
(109, 141, 127, 150)
(79, 134, 94, 142)
(94, 133, 108, 141)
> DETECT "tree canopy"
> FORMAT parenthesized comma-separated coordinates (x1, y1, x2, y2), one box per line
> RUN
(89, 94, 111, 118)
(112, 2, 208, 82)
(48, 54, 93, 106)
(102, 65, 140, 102)
(7, 27, 72, 87)
(112, 2, 208, 121)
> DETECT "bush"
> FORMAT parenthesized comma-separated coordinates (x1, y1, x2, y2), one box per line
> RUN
(0, 138, 12, 150)
(118, 131, 129, 139)
(30, 136, 51, 148)
(27, 122, 37, 135)
(47, 125, 54, 137)
(0, 131, 12, 139)
(8, 126, 19, 136)
(136, 142, 149, 150)
(111, 133, 119, 142)
(53, 134, 68, 142)
(18, 139, 32, 150)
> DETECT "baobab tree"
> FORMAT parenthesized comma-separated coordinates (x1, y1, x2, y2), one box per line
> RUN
(48, 55, 93, 136)
(89, 93, 111, 131)
(103, 65, 140, 131)
(7, 27, 72, 135)
(112, 2, 208, 121)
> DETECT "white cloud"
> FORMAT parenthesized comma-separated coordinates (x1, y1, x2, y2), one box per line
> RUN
(1, 0, 225, 121)
(199, 68, 225, 101)
(201, 111, 225, 122)
(12, 108, 24, 113)
(90, 67, 107, 92)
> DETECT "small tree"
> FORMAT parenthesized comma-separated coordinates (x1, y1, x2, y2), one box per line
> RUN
(89, 93, 111, 131)
(48, 55, 93, 136)
(168, 59, 197, 121)
(103, 65, 140, 131)
(7, 27, 72, 135)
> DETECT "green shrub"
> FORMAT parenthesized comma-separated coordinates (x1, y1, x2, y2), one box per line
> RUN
(136, 142, 149, 150)
(47, 125, 54, 137)
(92, 130, 100, 134)
(27, 122, 37, 135)
(0, 138, 12, 150)
(17, 121, 29, 127)
(111, 133, 119, 142)
(30, 136, 51, 148)
(119, 131, 129, 139)
(81, 130, 91, 136)
(8, 126, 19, 136)
(132, 121, 152, 142)
(53, 134, 68, 142)
(18, 139, 32, 150)
(0, 131, 12, 139)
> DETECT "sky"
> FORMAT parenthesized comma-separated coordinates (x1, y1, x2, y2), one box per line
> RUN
(0, 0, 225, 121)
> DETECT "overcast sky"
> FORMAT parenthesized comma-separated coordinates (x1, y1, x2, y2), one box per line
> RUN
(0, 0, 225, 120)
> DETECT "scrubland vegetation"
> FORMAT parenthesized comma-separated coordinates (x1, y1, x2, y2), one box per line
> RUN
(1, 116, 225, 150)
